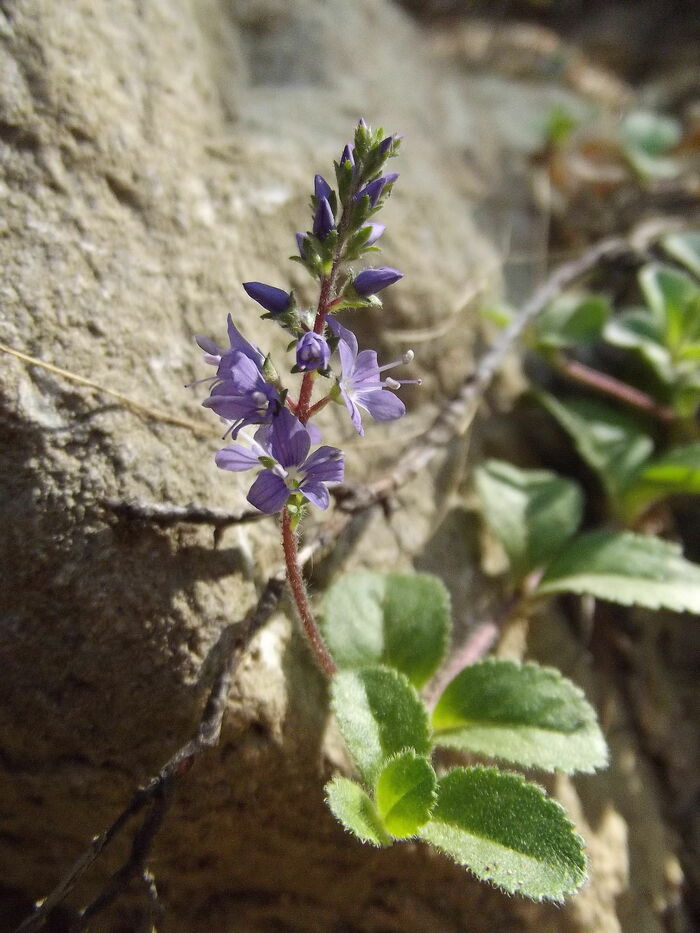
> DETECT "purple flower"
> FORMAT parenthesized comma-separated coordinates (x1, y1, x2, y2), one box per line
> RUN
(197, 315, 280, 438)
(296, 332, 331, 371)
(215, 408, 344, 513)
(340, 144, 354, 167)
(312, 196, 335, 239)
(354, 173, 399, 207)
(379, 135, 394, 154)
(328, 318, 417, 436)
(353, 266, 403, 296)
(243, 281, 292, 316)
(314, 174, 332, 200)
(195, 314, 265, 369)
(362, 222, 385, 246)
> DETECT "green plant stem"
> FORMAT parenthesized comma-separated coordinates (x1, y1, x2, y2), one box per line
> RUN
(281, 507, 337, 676)
(555, 353, 676, 421)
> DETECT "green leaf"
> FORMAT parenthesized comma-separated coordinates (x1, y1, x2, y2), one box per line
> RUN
(536, 393, 654, 504)
(419, 767, 587, 901)
(621, 110, 682, 180)
(603, 308, 673, 382)
(639, 264, 700, 353)
(375, 751, 437, 839)
(322, 572, 451, 688)
(331, 666, 431, 784)
(536, 529, 700, 613)
(662, 231, 700, 280)
(432, 659, 607, 774)
(325, 776, 392, 847)
(623, 443, 700, 516)
(475, 460, 583, 577)
(621, 110, 682, 157)
(533, 292, 610, 349)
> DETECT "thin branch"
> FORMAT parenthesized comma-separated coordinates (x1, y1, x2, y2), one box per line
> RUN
(103, 498, 265, 528)
(0, 341, 210, 436)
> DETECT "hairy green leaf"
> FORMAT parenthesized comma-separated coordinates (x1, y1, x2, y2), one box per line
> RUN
(322, 572, 451, 688)
(475, 460, 583, 576)
(375, 751, 437, 838)
(533, 292, 610, 349)
(432, 659, 607, 773)
(325, 776, 392, 847)
(419, 767, 587, 901)
(331, 666, 431, 784)
(536, 392, 653, 504)
(537, 529, 700, 613)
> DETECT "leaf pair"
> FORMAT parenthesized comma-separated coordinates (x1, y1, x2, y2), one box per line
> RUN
(321, 572, 605, 901)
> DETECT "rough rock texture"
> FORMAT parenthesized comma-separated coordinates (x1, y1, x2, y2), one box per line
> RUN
(0, 1, 684, 931)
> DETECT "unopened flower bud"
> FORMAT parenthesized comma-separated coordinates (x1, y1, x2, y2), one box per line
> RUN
(353, 266, 403, 296)
(243, 281, 292, 316)
(296, 332, 331, 372)
(314, 174, 332, 200)
(312, 196, 335, 239)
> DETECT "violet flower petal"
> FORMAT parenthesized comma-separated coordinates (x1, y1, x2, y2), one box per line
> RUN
(247, 470, 290, 514)
(299, 481, 330, 511)
(269, 408, 311, 469)
(215, 445, 262, 472)
(357, 389, 406, 422)
(302, 446, 345, 484)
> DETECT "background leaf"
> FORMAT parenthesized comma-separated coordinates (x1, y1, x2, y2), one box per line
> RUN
(533, 292, 610, 349)
(325, 776, 391, 847)
(536, 529, 700, 613)
(322, 572, 451, 688)
(331, 666, 431, 784)
(662, 230, 700, 280)
(419, 767, 587, 901)
(432, 659, 607, 774)
(639, 264, 700, 353)
(623, 443, 700, 517)
(375, 751, 437, 839)
(536, 392, 653, 504)
(475, 460, 583, 576)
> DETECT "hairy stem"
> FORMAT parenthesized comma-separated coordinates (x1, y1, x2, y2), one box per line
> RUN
(281, 508, 337, 676)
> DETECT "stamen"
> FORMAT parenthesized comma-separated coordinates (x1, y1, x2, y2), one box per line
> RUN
(185, 375, 218, 388)
(378, 348, 415, 374)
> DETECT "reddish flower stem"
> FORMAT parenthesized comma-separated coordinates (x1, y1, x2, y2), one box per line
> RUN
(281, 507, 337, 677)
(556, 354, 676, 421)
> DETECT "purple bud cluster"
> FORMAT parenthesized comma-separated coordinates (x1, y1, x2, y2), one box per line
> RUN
(193, 120, 418, 515)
